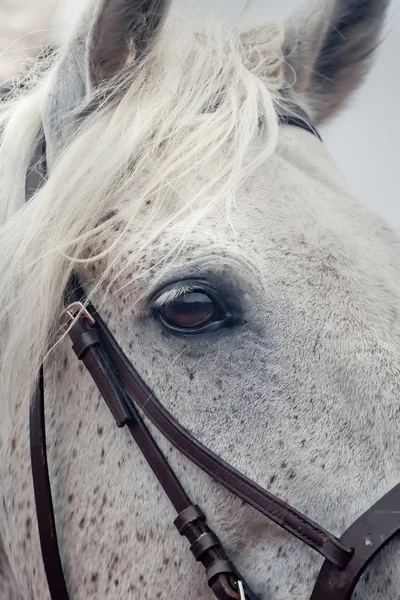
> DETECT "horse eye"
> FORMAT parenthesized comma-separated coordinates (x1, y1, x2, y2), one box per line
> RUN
(158, 291, 223, 332)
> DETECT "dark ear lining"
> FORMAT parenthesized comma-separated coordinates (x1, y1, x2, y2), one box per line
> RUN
(284, 0, 390, 123)
(89, 0, 169, 86)
(42, 0, 170, 162)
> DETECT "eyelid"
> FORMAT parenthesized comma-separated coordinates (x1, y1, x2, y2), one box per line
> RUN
(151, 279, 221, 310)
(153, 285, 195, 309)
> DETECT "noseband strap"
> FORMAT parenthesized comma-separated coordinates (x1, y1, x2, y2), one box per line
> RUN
(27, 111, 400, 600)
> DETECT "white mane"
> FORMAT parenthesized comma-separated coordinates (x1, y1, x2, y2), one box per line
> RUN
(0, 21, 284, 415)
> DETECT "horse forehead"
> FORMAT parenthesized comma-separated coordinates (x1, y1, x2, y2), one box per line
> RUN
(185, 168, 342, 259)
(100, 136, 397, 301)
(223, 149, 377, 260)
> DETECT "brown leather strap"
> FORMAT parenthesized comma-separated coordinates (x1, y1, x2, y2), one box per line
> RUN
(278, 104, 322, 142)
(65, 278, 352, 569)
(278, 96, 322, 142)
(31, 281, 400, 600)
(66, 279, 400, 600)
(60, 303, 259, 600)
(30, 368, 70, 600)
(311, 483, 400, 599)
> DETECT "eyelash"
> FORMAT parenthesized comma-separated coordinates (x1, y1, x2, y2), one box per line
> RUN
(153, 285, 195, 309)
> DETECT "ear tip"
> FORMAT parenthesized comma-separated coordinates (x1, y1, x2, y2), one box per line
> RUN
(282, 0, 392, 124)
(88, 0, 172, 85)
(41, 0, 173, 155)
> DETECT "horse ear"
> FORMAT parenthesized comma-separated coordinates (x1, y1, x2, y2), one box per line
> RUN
(88, 0, 169, 86)
(42, 0, 170, 161)
(283, 0, 390, 123)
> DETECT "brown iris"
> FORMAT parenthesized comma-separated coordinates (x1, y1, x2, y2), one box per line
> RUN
(161, 292, 217, 330)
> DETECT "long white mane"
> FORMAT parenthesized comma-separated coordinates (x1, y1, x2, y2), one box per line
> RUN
(0, 21, 284, 416)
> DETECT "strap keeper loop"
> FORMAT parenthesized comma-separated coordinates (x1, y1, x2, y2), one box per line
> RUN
(71, 330, 100, 360)
(206, 560, 235, 586)
(174, 505, 205, 534)
(190, 532, 219, 560)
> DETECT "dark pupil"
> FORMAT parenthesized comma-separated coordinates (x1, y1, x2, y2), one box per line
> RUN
(163, 292, 215, 328)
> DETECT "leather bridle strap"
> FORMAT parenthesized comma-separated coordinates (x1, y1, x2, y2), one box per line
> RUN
(31, 279, 400, 600)
(65, 277, 352, 571)
(277, 103, 322, 142)
(311, 482, 400, 599)
(62, 278, 400, 600)
(63, 304, 257, 600)
(30, 368, 70, 600)
(31, 312, 258, 600)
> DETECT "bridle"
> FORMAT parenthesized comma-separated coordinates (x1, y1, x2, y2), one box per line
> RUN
(26, 106, 400, 600)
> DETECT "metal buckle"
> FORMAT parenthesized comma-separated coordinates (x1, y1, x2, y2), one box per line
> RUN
(60, 302, 95, 328)
(237, 581, 245, 600)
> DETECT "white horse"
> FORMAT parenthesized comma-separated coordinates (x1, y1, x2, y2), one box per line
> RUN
(0, 0, 398, 599)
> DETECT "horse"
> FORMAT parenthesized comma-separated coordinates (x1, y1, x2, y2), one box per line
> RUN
(0, 0, 398, 598)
